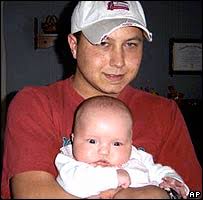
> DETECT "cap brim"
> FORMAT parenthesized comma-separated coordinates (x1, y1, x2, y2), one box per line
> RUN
(82, 18, 152, 44)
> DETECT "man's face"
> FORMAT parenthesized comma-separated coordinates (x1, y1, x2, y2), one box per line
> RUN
(69, 27, 144, 98)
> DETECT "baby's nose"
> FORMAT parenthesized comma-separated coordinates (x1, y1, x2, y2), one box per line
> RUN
(98, 144, 110, 156)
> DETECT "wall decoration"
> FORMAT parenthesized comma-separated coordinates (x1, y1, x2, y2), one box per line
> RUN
(169, 39, 202, 75)
(34, 16, 58, 49)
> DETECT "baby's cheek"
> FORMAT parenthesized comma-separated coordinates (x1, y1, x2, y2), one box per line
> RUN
(111, 153, 129, 166)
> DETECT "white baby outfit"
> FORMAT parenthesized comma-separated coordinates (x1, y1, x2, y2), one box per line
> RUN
(55, 144, 189, 198)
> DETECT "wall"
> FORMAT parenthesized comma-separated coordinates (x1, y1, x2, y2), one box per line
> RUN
(135, 1, 202, 98)
(3, 1, 69, 96)
(3, 1, 202, 100)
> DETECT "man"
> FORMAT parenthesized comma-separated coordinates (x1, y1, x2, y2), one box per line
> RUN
(1, 1, 201, 199)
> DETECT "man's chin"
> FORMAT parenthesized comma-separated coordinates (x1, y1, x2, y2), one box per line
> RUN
(99, 85, 126, 96)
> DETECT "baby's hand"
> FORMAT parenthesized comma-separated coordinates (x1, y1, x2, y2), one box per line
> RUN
(159, 176, 188, 199)
(116, 169, 131, 188)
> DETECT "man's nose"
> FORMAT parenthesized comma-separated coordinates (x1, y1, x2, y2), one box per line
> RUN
(110, 46, 125, 68)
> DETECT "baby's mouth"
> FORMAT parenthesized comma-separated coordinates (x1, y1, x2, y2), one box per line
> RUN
(92, 160, 112, 167)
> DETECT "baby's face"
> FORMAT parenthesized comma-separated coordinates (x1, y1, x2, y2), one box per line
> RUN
(72, 110, 132, 166)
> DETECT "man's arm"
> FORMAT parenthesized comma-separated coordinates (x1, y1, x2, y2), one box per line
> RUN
(113, 185, 170, 199)
(10, 171, 169, 199)
(11, 171, 79, 199)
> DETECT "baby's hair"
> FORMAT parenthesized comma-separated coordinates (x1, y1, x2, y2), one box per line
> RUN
(72, 95, 133, 133)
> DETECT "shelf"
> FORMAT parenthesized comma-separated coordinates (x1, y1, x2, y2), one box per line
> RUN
(35, 33, 58, 49)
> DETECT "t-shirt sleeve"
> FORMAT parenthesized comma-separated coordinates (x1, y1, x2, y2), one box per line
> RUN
(4, 87, 61, 178)
(156, 100, 201, 192)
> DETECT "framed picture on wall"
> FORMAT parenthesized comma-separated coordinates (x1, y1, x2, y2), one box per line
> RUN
(169, 39, 202, 76)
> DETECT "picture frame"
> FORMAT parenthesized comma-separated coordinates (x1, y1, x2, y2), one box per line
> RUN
(169, 38, 202, 75)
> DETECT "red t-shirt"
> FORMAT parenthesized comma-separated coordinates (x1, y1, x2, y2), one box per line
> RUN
(1, 77, 201, 198)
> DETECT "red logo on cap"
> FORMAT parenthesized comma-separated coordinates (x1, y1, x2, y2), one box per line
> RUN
(107, 1, 129, 11)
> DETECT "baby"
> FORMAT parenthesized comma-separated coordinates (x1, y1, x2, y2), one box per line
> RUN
(55, 95, 189, 198)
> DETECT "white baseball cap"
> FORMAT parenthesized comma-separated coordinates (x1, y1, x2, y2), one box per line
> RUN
(71, 1, 152, 44)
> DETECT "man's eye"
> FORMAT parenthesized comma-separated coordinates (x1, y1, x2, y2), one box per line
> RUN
(113, 142, 122, 146)
(126, 42, 137, 47)
(88, 139, 96, 144)
(100, 41, 110, 47)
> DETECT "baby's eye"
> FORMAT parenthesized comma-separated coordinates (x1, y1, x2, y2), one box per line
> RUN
(88, 139, 96, 144)
(113, 142, 122, 146)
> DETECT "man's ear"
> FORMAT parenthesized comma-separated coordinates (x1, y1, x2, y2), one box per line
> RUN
(67, 34, 77, 59)
(70, 133, 74, 142)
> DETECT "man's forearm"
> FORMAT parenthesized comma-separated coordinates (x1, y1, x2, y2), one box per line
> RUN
(11, 171, 79, 199)
(113, 185, 170, 199)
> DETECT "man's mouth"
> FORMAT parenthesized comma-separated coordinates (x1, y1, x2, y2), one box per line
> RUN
(104, 73, 124, 82)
